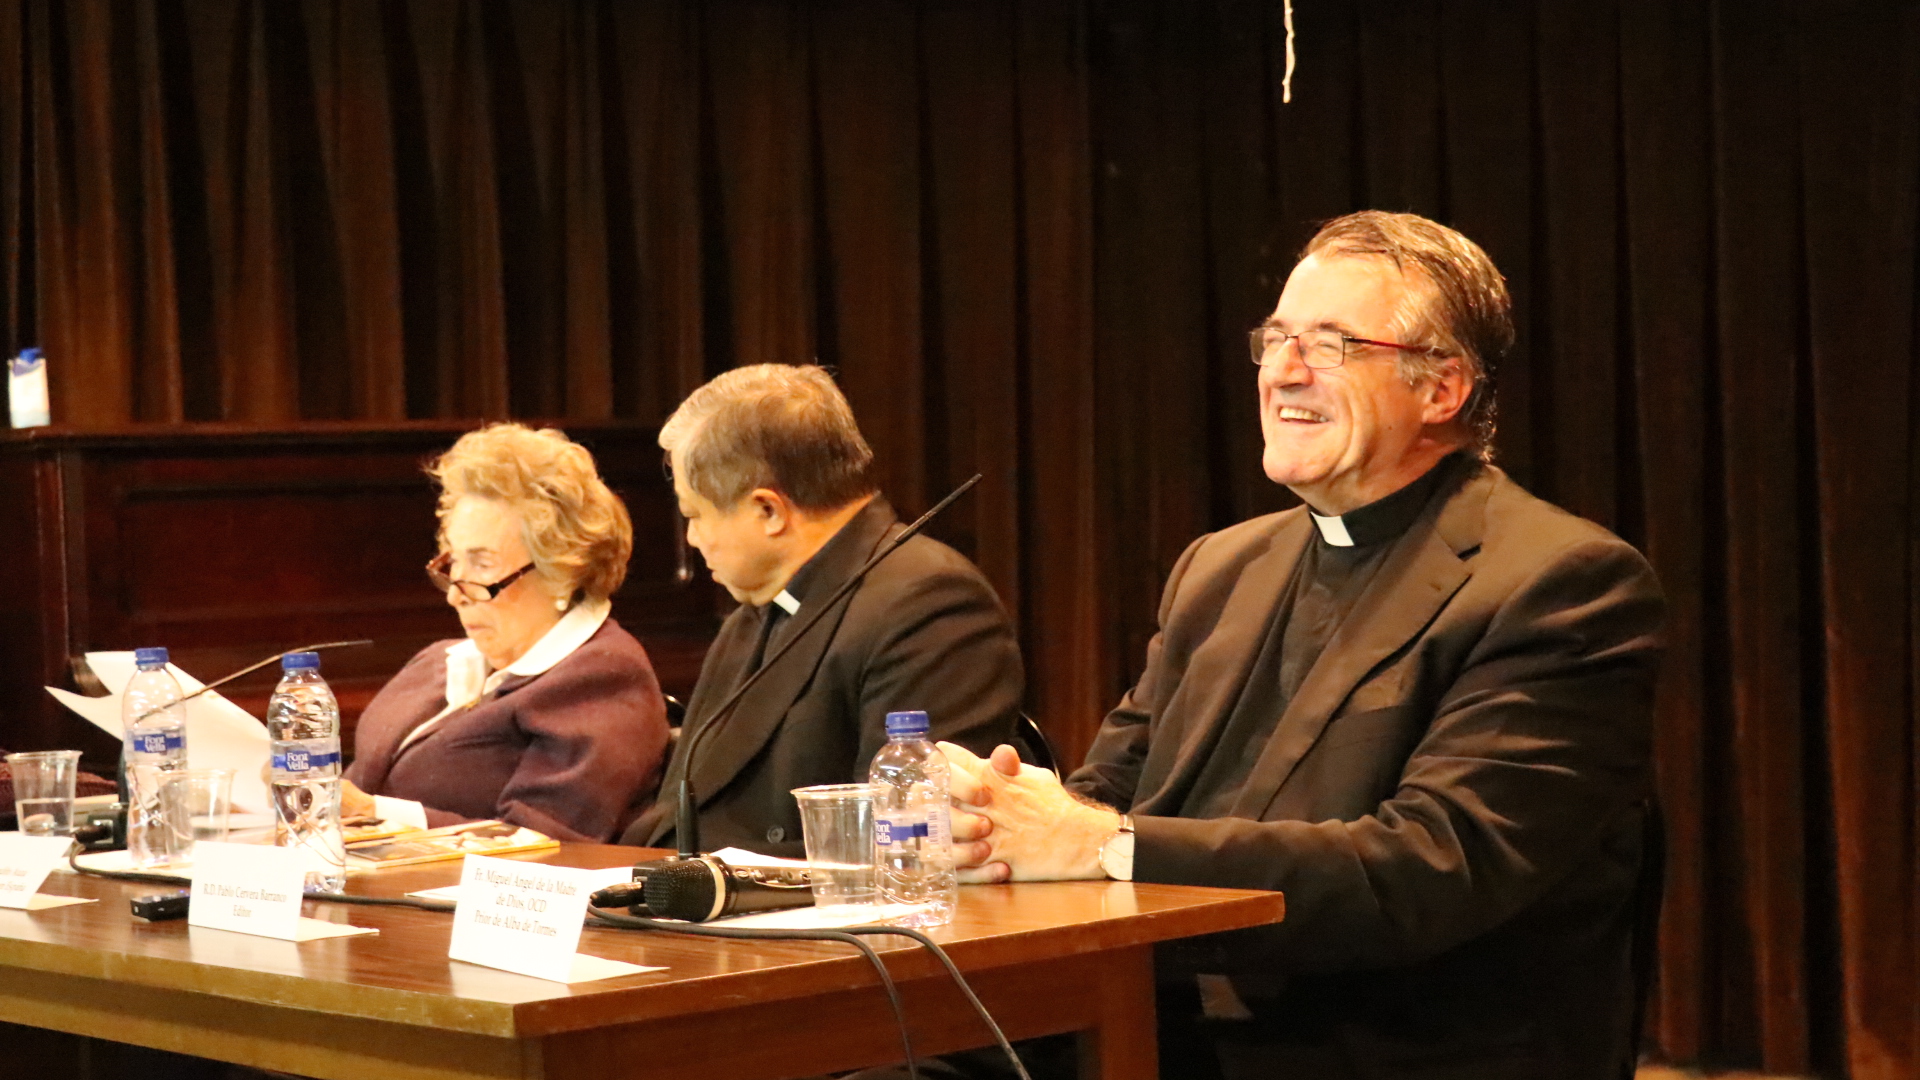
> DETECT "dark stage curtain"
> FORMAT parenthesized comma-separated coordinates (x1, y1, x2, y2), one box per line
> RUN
(4, 2, 1918, 1076)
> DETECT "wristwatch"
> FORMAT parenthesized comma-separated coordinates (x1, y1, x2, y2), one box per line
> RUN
(1098, 814, 1136, 881)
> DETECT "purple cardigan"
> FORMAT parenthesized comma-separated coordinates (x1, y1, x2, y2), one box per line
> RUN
(345, 618, 669, 842)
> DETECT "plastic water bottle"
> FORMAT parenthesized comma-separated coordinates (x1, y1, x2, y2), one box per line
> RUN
(121, 647, 187, 867)
(869, 710, 957, 927)
(267, 652, 346, 892)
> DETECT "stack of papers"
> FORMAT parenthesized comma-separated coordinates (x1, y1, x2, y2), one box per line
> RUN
(347, 821, 558, 869)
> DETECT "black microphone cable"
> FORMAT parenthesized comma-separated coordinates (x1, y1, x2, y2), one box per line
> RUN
(64, 851, 184, 886)
(587, 906, 1033, 1080)
(588, 906, 922, 1080)
(842, 923, 1033, 1080)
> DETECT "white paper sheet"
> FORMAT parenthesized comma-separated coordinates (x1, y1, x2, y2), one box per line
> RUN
(560, 954, 659, 982)
(409, 865, 632, 904)
(291, 917, 379, 941)
(48, 652, 272, 815)
(189, 841, 308, 939)
(714, 902, 932, 929)
(17, 894, 95, 911)
(709, 846, 811, 869)
(447, 953, 662, 991)
(449, 855, 661, 984)
(186, 917, 377, 947)
(0, 833, 80, 908)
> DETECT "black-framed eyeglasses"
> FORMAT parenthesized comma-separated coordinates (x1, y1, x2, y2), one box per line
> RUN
(426, 552, 537, 603)
(1248, 325, 1438, 370)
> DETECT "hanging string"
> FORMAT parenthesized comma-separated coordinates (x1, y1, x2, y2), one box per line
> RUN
(1282, 0, 1297, 103)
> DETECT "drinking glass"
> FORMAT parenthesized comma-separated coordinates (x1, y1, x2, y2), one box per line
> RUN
(790, 783, 881, 912)
(5, 751, 82, 837)
(160, 768, 235, 862)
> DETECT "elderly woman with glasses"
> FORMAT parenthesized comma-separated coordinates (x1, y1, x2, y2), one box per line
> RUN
(339, 423, 670, 842)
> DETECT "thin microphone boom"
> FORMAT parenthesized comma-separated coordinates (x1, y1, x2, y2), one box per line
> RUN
(672, 475, 982, 858)
(130, 639, 375, 724)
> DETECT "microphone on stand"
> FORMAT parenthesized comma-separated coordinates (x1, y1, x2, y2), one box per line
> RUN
(126, 639, 375, 725)
(667, 474, 983, 861)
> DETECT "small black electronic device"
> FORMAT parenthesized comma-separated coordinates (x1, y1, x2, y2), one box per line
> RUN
(130, 890, 192, 921)
(589, 855, 815, 922)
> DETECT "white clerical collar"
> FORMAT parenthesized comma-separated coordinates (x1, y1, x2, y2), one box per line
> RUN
(772, 589, 801, 615)
(1309, 512, 1355, 547)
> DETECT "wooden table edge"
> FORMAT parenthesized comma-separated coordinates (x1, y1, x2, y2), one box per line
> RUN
(510, 885, 1286, 1036)
(3, 876, 1284, 1041)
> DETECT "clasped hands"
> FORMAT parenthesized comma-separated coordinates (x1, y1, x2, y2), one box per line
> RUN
(938, 741, 1122, 883)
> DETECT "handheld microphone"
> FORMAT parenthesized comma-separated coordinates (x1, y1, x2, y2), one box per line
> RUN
(590, 855, 816, 922)
(670, 474, 983, 857)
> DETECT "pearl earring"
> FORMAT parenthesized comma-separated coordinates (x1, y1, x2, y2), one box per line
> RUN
(554, 596, 569, 612)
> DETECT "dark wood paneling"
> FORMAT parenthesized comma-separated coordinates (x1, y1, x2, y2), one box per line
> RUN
(0, 421, 719, 771)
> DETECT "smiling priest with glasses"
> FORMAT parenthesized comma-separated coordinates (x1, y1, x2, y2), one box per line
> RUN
(933, 211, 1667, 1080)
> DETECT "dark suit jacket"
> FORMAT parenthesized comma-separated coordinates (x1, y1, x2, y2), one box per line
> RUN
(623, 497, 1024, 858)
(1069, 462, 1664, 1080)
(346, 618, 670, 843)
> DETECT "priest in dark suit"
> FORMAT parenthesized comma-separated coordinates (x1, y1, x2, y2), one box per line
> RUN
(621, 363, 1022, 857)
(945, 212, 1665, 1080)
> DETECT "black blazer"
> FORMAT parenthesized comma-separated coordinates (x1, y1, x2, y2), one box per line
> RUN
(1070, 462, 1665, 1080)
(623, 496, 1024, 857)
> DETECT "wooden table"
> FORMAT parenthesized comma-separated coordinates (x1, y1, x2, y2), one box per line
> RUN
(0, 844, 1283, 1080)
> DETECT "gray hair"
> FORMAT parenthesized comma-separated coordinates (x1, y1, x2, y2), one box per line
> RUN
(1302, 211, 1515, 459)
(660, 364, 878, 511)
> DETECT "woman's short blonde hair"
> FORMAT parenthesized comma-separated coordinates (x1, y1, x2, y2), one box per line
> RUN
(429, 424, 633, 603)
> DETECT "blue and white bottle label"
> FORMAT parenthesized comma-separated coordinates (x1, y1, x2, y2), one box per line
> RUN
(875, 815, 931, 847)
(272, 746, 341, 774)
(130, 730, 183, 756)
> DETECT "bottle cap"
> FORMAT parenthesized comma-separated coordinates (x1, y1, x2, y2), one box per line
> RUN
(884, 710, 930, 738)
(133, 647, 169, 668)
(281, 651, 321, 671)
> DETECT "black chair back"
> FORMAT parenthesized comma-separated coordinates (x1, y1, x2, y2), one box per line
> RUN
(1012, 713, 1060, 774)
(1624, 796, 1666, 1078)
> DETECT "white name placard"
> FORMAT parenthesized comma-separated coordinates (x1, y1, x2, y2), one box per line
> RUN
(448, 855, 657, 984)
(188, 841, 306, 939)
(0, 834, 89, 910)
